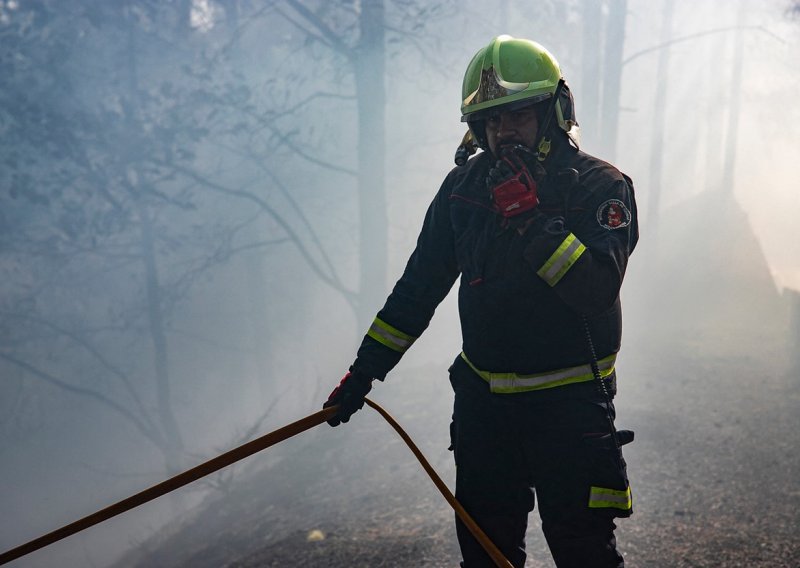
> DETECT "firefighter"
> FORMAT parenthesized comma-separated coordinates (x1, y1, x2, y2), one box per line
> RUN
(324, 35, 638, 567)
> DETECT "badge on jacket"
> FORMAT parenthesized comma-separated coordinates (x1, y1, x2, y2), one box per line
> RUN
(596, 199, 631, 230)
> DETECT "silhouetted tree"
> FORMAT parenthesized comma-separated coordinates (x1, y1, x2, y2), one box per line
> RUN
(0, 0, 460, 478)
(0, 0, 276, 473)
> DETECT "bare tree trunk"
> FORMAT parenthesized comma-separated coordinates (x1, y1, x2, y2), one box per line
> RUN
(354, 0, 387, 330)
(788, 289, 800, 378)
(646, 0, 675, 242)
(244, 245, 270, 401)
(601, 0, 627, 162)
(126, 8, 184, 473)
(226, 0, 269, 402)
(580, 0, 603, 151)
(138, 200, 184, 473)
(720, 0, 746, 195)
(498, 0, 510, 32)
(702, 32, 728, 192)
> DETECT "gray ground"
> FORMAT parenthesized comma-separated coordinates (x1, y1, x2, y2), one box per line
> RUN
(118, 334, 800, 568)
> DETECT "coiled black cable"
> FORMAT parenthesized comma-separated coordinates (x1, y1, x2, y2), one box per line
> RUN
(583, 314, 624, 458)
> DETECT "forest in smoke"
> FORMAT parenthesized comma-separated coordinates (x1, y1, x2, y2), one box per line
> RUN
(1, 1, 799, 566)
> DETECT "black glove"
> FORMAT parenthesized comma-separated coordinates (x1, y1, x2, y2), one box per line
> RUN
(522, 215, 571, 266)
(323, 368, 373, 426)
(486, 144, 546, 218)
(542, 216, 567, 235)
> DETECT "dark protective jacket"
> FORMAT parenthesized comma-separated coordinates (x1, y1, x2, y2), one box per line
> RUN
(353, 143, 638, 389)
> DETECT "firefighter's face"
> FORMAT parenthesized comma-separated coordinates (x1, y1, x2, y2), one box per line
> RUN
(484, 106, 539, 157)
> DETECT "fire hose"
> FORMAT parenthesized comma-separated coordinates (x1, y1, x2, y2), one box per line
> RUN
(0, 399, 512, 568)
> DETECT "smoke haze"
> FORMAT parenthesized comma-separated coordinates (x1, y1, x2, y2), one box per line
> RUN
(1, 1, 798, 566)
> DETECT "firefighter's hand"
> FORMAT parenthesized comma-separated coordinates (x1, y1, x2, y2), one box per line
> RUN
(486, 144, 546, 189)
(542, 216, 567, 235)
(486, 145, 546, 217)
(522, 216, 571, 265)
(323, 369, 373, 426)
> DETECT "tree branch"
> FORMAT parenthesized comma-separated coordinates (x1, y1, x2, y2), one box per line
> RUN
(267, 124, 358, 177)
(280, 91, 356, 117)
(158, 160, 358, 309)
(275, 7, 335, 52)
(188, 388, 287, 494)
(623, 25, 786, 67)
(0, 352, 164, 450)
(239, 143, 343, 284)
(281, 0, 354, 60)
(0, 311, 153, 425)
(201, 90, 358, 177)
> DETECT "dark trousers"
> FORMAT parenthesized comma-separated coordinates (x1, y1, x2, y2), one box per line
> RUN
(449, 357, 630, 568)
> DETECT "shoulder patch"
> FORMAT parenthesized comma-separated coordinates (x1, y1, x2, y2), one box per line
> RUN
(596, 199, 631, 230)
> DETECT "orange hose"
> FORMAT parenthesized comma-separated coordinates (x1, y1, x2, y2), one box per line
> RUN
(0, 406, 337, 565)
(1, 401, 512, 567)
(365, 398, 513, 568)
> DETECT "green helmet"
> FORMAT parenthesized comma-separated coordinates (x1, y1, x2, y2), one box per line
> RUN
(460, 35, 579, 148)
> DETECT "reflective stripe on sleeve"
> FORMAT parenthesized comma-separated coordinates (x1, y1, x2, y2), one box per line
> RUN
(460, 352, 616, 394)
(367, 316, 417, 353)
(536, 232, 586, 287)
(588, 486, 632, 511)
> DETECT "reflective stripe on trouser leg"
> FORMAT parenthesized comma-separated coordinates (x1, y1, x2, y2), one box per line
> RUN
(589, 486, 632, 511)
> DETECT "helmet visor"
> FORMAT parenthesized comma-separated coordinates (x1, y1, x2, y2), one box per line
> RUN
(461, 93, 551, 123)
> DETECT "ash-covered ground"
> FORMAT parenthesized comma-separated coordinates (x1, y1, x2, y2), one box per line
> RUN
(116, 331, 800, 568)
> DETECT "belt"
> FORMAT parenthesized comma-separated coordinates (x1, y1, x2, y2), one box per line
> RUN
(460, 351, 616, 394)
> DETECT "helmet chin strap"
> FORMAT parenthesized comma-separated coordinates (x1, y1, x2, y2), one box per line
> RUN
(533, 78, 565, 162)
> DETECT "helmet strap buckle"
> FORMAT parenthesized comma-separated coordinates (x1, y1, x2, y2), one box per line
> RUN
(532, 79, 565, 161)
(537, 138, 552, 161)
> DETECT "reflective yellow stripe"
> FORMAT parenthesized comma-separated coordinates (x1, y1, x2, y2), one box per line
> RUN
(460, 352, 616, 394)
(367, 317, 417, 353)
(588, 486, 632, 511)
(536, 232, 586, 287)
